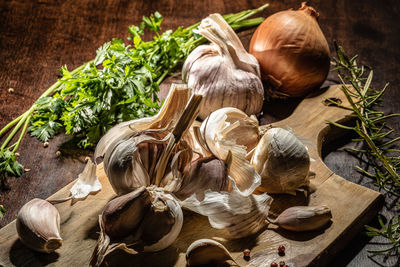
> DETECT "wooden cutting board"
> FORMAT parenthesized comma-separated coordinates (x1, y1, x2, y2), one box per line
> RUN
(0, 85, 383, 267)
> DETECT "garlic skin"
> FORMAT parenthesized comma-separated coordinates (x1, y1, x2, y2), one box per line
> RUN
(200, 107, 261, 196)
(182, 13, 264, 120)
(251, 127, 310, 194)
(16, 198, 62, 253)
(269, 205, 332, 232)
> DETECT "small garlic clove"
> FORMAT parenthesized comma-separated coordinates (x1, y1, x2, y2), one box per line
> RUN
(143, 191, 183, 252)
(200, 108, 261, 196)
(16, 198, 62, 253)
(186, 239, 235, 266)
(252, 127, 310, 195)
(271, 205, 332, 232)
(175, 156, 230, 201)
(102, 186, 151, 239)
(180, 188, 272, 238)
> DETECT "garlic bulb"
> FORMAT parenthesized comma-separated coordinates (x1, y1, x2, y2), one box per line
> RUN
(268, 205, 332, 232)
(91, 187, 183, 267)
(16, 198, 62, 253)
(182, 13, 264, 120)
(251, 127, 310, 194)
(199, 107, 261, 196)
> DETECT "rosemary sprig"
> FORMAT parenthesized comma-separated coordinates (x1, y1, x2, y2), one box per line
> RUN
(329, 42, 400, 255)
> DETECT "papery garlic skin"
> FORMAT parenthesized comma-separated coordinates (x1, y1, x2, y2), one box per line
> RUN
(186, 239, 235, 266)
(182, 13, 264, 120)
(16, 198, 62, 253)
(251, 127, 310, 195)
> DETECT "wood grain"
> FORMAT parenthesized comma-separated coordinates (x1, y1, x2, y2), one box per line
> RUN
(0, 85, 383, 266)
(0, 0, 399, 266)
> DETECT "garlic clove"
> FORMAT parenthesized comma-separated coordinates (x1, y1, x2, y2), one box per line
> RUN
(143, 191, 183, 252)
(186, 239, 235, 266)
(101, 186, 151, 239)
(251, 127, 310, 195)
(200, 108, 261, 196)
(180, 188, 272, 238)
(269, 205, 332, 232)
(175, 156, 231, 201)
(16, 198, 62, 253)
(70, 158, 102, 200)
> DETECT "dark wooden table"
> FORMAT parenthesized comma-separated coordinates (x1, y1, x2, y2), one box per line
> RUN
(0, 0, 399, 266)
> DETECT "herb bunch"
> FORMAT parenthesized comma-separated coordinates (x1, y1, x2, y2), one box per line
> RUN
(329, 42, 400, 255)
(0, 4, 269, 211)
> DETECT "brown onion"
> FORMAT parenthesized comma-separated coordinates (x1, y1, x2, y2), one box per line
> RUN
(249, 2, 330, 98)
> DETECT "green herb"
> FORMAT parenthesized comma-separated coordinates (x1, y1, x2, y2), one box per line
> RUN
(0, 4, 269, 190)
(329, 42, 400, 256)
(0, 205, 6, 219)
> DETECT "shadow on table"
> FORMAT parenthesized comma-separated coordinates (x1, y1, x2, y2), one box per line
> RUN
(9, 239, 59, 267)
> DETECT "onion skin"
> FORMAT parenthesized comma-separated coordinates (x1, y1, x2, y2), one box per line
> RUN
(249, 3, 330, 98)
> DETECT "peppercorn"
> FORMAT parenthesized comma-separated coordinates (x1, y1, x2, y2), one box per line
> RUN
(270, 262, 278, 267)
(278, 245, 285, 256)
(243, 248, 251, 260)
(279, 261, 285, 267)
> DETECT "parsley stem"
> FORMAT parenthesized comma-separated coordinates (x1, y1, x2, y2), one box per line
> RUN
(0, 113, 24, 137)
(12, 114, 32, 153)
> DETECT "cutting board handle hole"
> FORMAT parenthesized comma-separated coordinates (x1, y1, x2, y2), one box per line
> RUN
(323, 97, 342, 106)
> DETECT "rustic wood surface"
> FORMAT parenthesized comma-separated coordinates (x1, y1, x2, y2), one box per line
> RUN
(0, 85, 383, 267)
(0, 0, 399, 266)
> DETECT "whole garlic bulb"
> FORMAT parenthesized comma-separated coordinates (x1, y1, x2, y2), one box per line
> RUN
(251, 127, 310, 194)
(182, 13, 264, 120)
(16, 198, 62, 253)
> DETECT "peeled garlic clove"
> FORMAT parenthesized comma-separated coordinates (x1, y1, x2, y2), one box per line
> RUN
(16, 198, 62, 253)
(102, 186, 151, 239)
(186, 239, 235, 266)
(251, 127, 310, 195)
(200, 107, 261, 196)
(142, 191, 183, 252)
(270, 205, 332, 232)
(175, 156, 230, 201)
(182, 13, 263, 120)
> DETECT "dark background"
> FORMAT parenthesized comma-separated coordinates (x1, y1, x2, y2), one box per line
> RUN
(0, 0, 399, 266)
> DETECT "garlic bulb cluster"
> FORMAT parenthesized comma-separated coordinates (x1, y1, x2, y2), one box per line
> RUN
(251, 127, 310, 194)
(91, 187, 183, 267)
(182, 13, 264, 120)
(16, 198, 62, 253)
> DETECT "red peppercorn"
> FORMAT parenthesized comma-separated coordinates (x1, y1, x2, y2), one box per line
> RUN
(278, 245, 285, 255)
(284, 265, 290, 267)
(279, 261, 286, 267)
(270, 262, 278, 267)
(243, 249, 251, 261)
